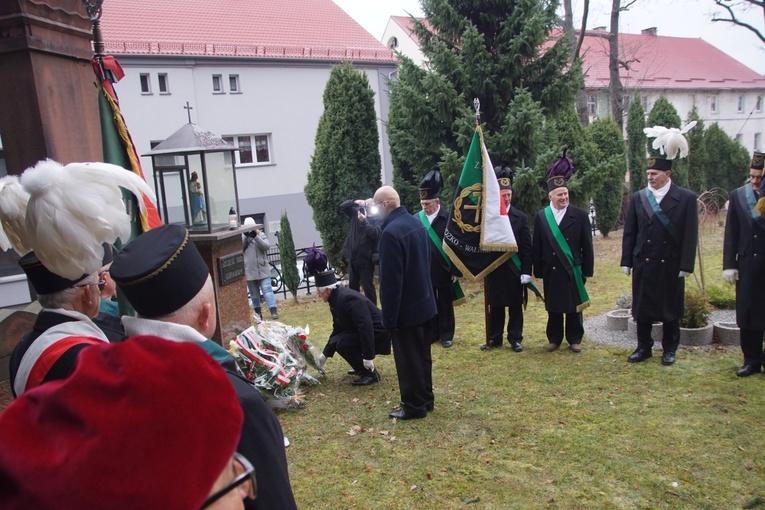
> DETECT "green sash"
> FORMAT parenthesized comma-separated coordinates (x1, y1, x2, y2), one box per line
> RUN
(740, 184, 765, 228)
(640, 188, 679, 244)
(543, 207, 590, 312)
(419, 211, 465, 305)
(510, 254, 544, 305)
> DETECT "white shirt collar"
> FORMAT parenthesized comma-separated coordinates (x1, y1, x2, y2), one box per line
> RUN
(549, 203, 568, 225)
(648, 178, 672, 204)
(122, 316, 208, 344)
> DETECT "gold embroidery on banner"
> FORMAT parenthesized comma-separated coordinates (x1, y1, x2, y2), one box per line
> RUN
(451, 183, 483, 233)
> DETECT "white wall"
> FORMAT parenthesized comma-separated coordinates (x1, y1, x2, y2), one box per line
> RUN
(113, 57, 396, 248)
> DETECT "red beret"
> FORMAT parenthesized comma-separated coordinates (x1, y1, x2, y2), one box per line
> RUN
(0, 336, 243, 510)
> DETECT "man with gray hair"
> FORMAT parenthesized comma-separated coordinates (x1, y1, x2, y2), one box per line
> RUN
(314, 270, 391, 386)
(9, 251, 107, 397)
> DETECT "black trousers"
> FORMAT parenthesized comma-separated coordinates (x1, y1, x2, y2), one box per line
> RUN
(488, 305, 524, 346)
(391, 323, 433, 413)
(546, 311, 583, 345)
(349, 263, 376, 306)
(429, 285, 455, 343)
(740, 328, 765, 366)
(636, 319, 679, 353)
(323, 332, 372, 376)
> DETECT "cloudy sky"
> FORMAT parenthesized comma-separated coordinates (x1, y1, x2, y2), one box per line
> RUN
(332, 0, 765, 74)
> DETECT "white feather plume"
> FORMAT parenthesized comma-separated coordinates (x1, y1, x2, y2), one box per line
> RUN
(643, 121, 698, 160)
(20, 159, 157, 279)
(0, 176, 32, 255)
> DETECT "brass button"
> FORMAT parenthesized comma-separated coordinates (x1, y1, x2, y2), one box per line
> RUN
(661, 259, 665, 263)
(553, 266, 557, 270)
(645, 258, 649, 262)
(647, 239, 651, 244)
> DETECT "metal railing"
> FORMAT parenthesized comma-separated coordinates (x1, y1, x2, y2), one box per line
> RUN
(264, 244, 345, 299)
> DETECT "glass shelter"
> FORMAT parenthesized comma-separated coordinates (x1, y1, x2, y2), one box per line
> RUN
(145, 123, 240, 233)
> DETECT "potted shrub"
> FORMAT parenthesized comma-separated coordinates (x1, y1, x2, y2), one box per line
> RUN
(606, 293, 632, 331)
(679, 287, 713, 346)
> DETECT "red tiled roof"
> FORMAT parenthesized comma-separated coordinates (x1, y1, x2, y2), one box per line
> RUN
(580, 30, 764, 90)
(100, 0, 396, 62)
(390, 15, 433, 34)
(399, 18, 763, 89)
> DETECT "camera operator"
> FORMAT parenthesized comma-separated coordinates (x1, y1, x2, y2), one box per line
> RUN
(340, 198, 381, 305)
(243, 217, 279, 319)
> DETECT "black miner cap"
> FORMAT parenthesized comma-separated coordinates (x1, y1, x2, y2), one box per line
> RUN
(111, 225, 210, 318)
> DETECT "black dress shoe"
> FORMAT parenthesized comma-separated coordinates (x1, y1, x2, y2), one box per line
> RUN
(389, 408, 427, 420)
(510, 341, 523, 352)
(351, 371, 381, 386)
(480, 343, 501, 351)
(627, 349, 652, 363)
(661, 352, 676, 366)
(442, 340, 453, 348)
(736, 364, 762, 377)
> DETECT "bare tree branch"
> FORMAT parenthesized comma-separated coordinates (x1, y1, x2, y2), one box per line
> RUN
(711, 0, 765, 44)
(574, 0, 590, 60)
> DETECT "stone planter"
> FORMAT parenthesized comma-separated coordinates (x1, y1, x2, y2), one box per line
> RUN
(679, 323, 714, 346)
(713, 321, 739, 346)
(605, 308, 631, 331)
(627, 319, 662, 343)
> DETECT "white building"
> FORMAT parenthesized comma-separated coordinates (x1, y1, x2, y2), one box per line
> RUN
(101, 0, 398, 248)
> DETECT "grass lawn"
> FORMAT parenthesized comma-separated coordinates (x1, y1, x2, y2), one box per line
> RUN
(273, 222, 765, 509)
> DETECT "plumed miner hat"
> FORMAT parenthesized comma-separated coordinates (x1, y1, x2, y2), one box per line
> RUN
(419, 165, 443, 200)
(0, 336, 243, 510)
(495, 165, 514, 190)
(546, 149, 575, 192)
(643, 121, 697, 171)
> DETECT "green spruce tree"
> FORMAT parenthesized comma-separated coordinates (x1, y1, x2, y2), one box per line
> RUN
(646, 96, 688, 188)
(588, 118, 626, 237)
(305, 62, 382, 271)
(627, 94, 647, 193)
(705, 123, 751, 207)
(279, 212, 300, 301)
(388, 0, 581, 211)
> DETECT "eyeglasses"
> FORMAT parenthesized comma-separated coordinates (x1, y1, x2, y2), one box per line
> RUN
(75, 280, 106, 291)
(201, 452, 257, 508)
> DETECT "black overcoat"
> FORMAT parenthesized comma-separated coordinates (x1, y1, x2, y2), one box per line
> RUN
(723, 184, 765, 330)
(487, 206, 532, 307)
(340, 199, 381, 268)
(532, 205, 594, 314)
(620, 183, 698, 323)
(378, 206, 436, 329)
(425, 206, 453, 288)
(325, 286, 392, 359)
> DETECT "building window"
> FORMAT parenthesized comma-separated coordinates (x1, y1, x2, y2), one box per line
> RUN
(140, 73, 151, 94)
(709, 94, 717, 113)
(757, 96, 763, 112)
(738, 95, 745, 113)
(158, 73, 169, 94)
(641, 95, 649, 112)
(388, 37, 398, 49)
(735, 134, 743, 145)
(223, 134, 272, 165)
(212, 74, 223, 93)
(587, 94, 597, 115)
(755, 133, 762, 151)
(229, 75, 240, 93)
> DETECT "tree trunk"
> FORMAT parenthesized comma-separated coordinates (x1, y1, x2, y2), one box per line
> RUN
(609, 0, 625, 132)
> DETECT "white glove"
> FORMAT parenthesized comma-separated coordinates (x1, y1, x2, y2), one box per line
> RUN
(363, 359, 375, 372)
(317, 353, 326, 370)
(520, 274, 531, 285)
(621, 266, 631, 276)
(722, 269, 738, 284)
(678, 271, 692, 278)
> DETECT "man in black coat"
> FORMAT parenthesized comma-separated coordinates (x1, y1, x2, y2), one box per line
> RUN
(374, 185, 437, 420)
(416, 166, 459, 349)
(340, 198, 381, 305)
(111, 225, 297, 510)
(621, 156, 698, 366)
(314, 271, 391, 386)
(532, 151, 594, 353)
(723, 151, 765, 377)
(485, 166, 532, 352)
